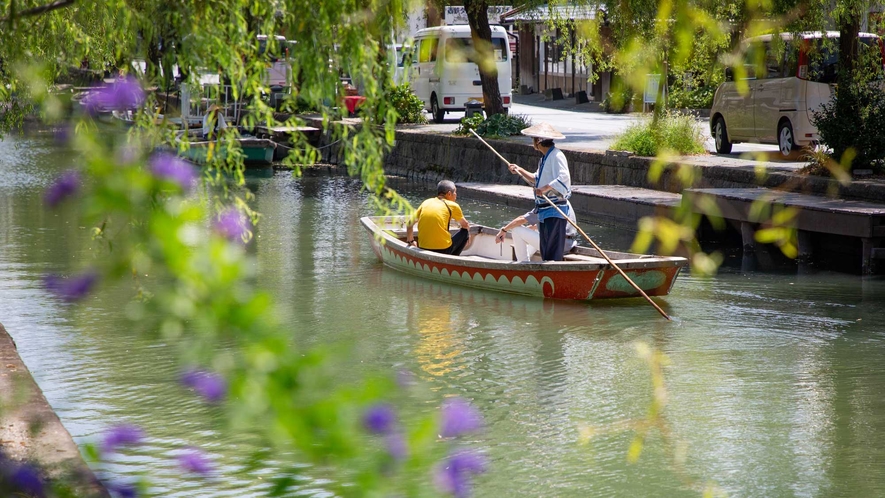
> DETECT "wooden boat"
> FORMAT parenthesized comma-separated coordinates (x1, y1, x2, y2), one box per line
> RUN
(179, 137, 276, 166)
(361, 216, 688, 301)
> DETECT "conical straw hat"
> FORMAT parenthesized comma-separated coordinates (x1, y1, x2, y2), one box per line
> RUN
(521, 122, 565, 140)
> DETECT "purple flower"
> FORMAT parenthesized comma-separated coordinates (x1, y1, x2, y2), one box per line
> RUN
(43, 271, 99, 302)
(9, 463, 45, 497)
(44, 170, 80, 207)
(150, 152, 198, 192)
(177, 447, 214, 476)
(214, 208, 250, 241)
(363, 404, 397, 435)
(107, 480, 138, 498)
(101, 424, 145, 454)
(180, 368, 226, 403)
(385, 432, 408, 461)
(433, 450, 488, 498)
(118, 145, 139, 165)
(440, 398, 483, 437)
(53, 124, 71, 145)
(85, 76, 145, 113)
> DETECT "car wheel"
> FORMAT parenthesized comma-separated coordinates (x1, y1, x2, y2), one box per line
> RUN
(778, 120, 795, 157)
(713, 117, 733, 154)
(431, 95, 445, 123)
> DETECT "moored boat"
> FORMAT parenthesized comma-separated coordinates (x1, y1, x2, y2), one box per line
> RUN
(178, 137, 277, 166)
(361, 216, 688, 301)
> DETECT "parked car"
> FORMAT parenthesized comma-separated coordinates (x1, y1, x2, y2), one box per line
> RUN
(410, 25, 512, 123)
(710, 31, 884, 157)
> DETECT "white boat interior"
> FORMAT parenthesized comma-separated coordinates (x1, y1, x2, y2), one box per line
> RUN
(372, 216, 663, 265)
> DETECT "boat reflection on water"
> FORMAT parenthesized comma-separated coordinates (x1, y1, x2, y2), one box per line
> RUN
(373, 267, 618, 327)
(244, 165, 275, 178)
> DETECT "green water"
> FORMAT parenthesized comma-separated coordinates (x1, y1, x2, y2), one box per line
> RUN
(2, 134, 885, 497)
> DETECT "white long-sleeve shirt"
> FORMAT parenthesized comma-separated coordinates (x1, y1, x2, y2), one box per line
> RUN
(534, 147, 571, 220)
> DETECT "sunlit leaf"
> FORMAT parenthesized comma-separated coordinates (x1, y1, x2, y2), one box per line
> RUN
(626, 435, 645, 463)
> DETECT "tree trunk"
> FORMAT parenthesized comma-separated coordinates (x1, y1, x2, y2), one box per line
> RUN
(464, 0, 505, 116)
(839, 15, 860, 85)
(834, 13, 862, 170)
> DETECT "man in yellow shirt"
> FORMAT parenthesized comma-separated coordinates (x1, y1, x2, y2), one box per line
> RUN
(405, 180, 471, 255)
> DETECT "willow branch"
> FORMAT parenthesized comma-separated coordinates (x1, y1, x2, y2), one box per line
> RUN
(2, 0, 75, 23)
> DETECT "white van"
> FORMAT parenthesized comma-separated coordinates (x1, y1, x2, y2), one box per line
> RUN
(410, 25, 512, 123)
(710, 31, 884, 157)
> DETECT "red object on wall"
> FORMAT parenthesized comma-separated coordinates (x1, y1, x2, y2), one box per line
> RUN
(344, 96, 366, 116)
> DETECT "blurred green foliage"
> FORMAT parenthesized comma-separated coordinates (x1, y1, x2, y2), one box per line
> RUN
(1, 0, 881, 495)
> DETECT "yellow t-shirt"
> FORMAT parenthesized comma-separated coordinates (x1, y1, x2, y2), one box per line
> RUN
(414, 197, 464, 250)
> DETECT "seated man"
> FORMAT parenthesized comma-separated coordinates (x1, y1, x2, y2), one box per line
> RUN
(405, 180, 471, 256)
(494, 201, 577, 262)
(202, 104, 228, 140)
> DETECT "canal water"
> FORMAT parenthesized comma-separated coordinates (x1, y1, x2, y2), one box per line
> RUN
(2, 134, 885, 497)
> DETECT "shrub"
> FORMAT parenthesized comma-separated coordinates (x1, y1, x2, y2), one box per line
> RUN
(454, 112, 531, 138)
(798, 147, 848, 179)
(611, 111, 706, 156)
(812, 83, 885, 172)
(386, 84, 427, 124)
(603, 87, 635, 114)
(667, 86, 716, 109)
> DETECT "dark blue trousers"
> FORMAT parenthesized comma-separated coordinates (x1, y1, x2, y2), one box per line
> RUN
(539, 217, 567, 261)
(429, 228, 470, 256)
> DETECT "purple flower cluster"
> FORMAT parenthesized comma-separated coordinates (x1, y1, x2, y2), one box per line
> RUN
(440, 397, 484, 437)
(363, 403, 397, 435)
(44, 170, 81, 208)
(177, 447, 214, 476)
(362, 403, 408, 460)
(84, 76, 145, 114)
(149, 152, 198, 192)
(101, 424, 145, 454)
(106, 480, 138, 498)
(43, 271, 99, 302)
(214, 208, 250, 242)
(180, 368, 226, 403)
(53, 124, 71, 145)
(433, 450, 488, 498)
(0, 455, 45, 498)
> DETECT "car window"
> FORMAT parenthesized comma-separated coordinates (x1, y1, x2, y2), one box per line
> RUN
(763, 41, 785, 79)
(399, 46, 413, 67)
(257, 36, 283, 62)
(444, 37, 508, 63)
(804, 37, 882, 83)
(418, 37, 438, 63)
(741, 42, 764, 80)
(783, 40, 799, 78)
(858, 37, 884, 79)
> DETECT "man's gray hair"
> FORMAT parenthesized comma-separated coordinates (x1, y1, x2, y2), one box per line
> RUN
(437, 180, 456, 195)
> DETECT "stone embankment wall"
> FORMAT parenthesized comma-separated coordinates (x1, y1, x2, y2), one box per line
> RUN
(364, 130, 885, 203)
(0, 323, 109, 496)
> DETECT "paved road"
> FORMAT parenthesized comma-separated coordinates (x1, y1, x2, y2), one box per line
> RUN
(411, 93, 805, 173)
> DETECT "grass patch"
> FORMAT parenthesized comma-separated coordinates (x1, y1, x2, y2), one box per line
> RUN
(611, 111, 706, 156)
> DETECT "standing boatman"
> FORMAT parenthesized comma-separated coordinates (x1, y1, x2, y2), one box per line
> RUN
(506, 122, 572, 261)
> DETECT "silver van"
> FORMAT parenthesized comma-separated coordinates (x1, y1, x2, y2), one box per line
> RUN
(710, 31, 883, 157)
